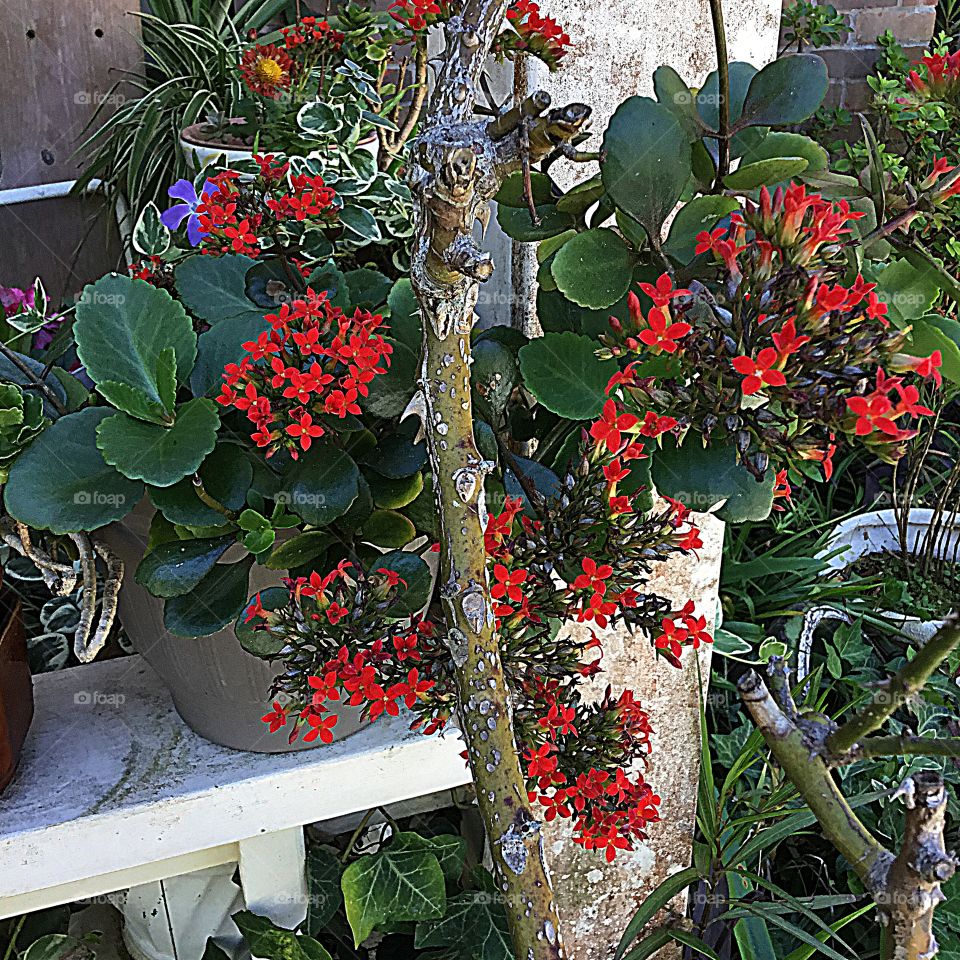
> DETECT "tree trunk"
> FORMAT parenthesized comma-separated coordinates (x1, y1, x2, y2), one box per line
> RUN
(404, 3, 589, 956)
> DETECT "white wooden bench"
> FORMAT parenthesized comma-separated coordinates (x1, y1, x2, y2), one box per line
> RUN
(0, 655, 469, 958)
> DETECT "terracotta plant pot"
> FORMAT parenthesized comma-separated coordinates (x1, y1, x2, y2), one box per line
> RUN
(0, 590, 32, 795)
(101, 500, 367, 753)
(818, 508, 960, 642)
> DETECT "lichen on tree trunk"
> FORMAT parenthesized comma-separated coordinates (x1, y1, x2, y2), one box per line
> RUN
(402, 2, 589, 956)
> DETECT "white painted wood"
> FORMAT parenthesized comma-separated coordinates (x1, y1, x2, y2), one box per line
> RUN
(237, 827, 308, 930)
(0, 655, 470, 920)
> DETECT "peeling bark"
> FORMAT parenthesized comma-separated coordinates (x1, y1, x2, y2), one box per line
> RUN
(403, 4, 589, 956)
(739, 635, 960, 960)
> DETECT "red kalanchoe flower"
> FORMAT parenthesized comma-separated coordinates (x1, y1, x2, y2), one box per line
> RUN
(590, 399, 639, 452)
(732, 347, 787, 396)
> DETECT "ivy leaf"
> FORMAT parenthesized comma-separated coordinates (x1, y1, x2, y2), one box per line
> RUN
(414, 892, 512, 960)
(550, 228, 635, 310)
(392, 832, 466, 883)
(306, 846, 344, 934)
(96, 398, 220, 487)
(341, 839, 446, 946)
(283, 442, 360, 526)
(4, 408, 142, 534)
(75, 275, 197, 403)
(234, 912, 333, 960)
(163, 557, 253, 638)
(601, 97, 691, 242)
(135, 535, 235, 598)
(518, 332, 614, 419)
(738, 54, 828, 127)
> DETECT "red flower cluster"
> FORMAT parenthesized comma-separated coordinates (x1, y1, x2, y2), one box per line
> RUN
(845, 368, 935, 441)
(907, 51, 960, 98)
(196, 159, 339, 258)
(388, 0, 449, 34)
(523, 688, 660, 862)
(280, 17, 344, 51)
(498, 0, 571, 70)
(216, 287, 392, 458)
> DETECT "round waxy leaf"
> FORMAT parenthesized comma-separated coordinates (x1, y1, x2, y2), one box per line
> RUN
(150, 443, 253, 526)
(739, 54, 828, 127)
(175, 254, 262, 324)
(283, 442, 360, 526)
(135, 535, 235, 598)
(163, 557, 253, 638)
(361, 509, 416, 548)
(96, 398, 220, 487)
(4, 408, 142, 534)
(363, 433, 426, 478)
(663, 195, 740, 264)
(375, 550, 433, 615)
(264, 531, 334, 570)
(740, 131, 828, 172)
(361, 338, 418, 418)
(75, 275, 197, 402)
(368, 470, 423, 509)
(601, 97, 691, 241)
(235, 587, 290, 658)
(723, 156, 808, 191)
(191, 313, 270, 397)
(518, 331, 615, 420)
(551, 228, 634, 310)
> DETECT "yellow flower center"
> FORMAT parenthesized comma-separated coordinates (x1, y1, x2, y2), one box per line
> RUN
(254, 57, 284, 85)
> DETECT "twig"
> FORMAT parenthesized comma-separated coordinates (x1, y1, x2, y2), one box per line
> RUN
(708, 0, 731, 188)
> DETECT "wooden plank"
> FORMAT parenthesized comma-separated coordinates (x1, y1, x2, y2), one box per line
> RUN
(0, 656, 470, 905)
(0, 0, 141, 191)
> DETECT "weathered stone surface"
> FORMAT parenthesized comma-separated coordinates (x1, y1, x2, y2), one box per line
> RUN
(543, 510, 726, 959)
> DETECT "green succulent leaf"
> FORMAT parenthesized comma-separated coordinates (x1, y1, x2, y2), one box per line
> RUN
(375, 550, 433, 615)
(235, 586, 289, 656)
(875, 258, 941, 326)
(650, 437, 775, 523)
(723, 157, 809, 191)
(264, 530, 335, 570)
(518, 332, 614, 419)
(653, 64, 700, 139)
(363, 433, 426, 478)
(175, 254, 265, 325)
(96, 398, 220, 487)
(4, 408, 142, 533)
(907, 316, 960, 386)
(191, 313, 269, 397)
(601, 97, 691, 242)
(386, 278, 422, 352)
(283, 442, 360, 526)
(738, 54, 828, 127)
(361, 338, 418, 418)
(344, 267, 391, 309)
(150, 443, 252, 526)
(75, 275, 197, 403)
(550, 228, 635, 310)
(368, 471, 423, 509)
(163, 556, 253, 638)
(663, 196, 740, 264)
(341, 836, 446, 946)
(361, 508, 416, 548)
(497, 204, 574, 242)
(472, 339, 518, 419)
(697, 61, 765, 159)
(135, 535, 235, 598)
(740, 131, 828, 172)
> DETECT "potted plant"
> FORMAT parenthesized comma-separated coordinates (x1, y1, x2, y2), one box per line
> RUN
(2, 156, 434, 752)
(180, 5, 428, 173)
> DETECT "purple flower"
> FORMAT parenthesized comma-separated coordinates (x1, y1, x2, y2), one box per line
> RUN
(0, 285, 34, 318)
(160, 178, 216, 247)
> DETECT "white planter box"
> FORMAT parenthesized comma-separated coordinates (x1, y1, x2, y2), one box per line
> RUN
(818, 508, 960, 643)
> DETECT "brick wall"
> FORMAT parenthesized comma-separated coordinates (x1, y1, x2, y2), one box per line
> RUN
(780, 0, 937, 109)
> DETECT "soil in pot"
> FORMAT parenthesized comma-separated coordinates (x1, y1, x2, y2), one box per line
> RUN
(181, 120, 255, 150)
(847, 552, 960, 621)
(0, 591, 32, 794)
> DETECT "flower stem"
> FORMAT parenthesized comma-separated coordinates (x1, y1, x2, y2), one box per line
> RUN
(708, 0, 731, 187)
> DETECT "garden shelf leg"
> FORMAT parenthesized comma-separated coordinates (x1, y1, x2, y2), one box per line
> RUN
(237, 826, 309, 930)
(117, 864, 244, 960)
